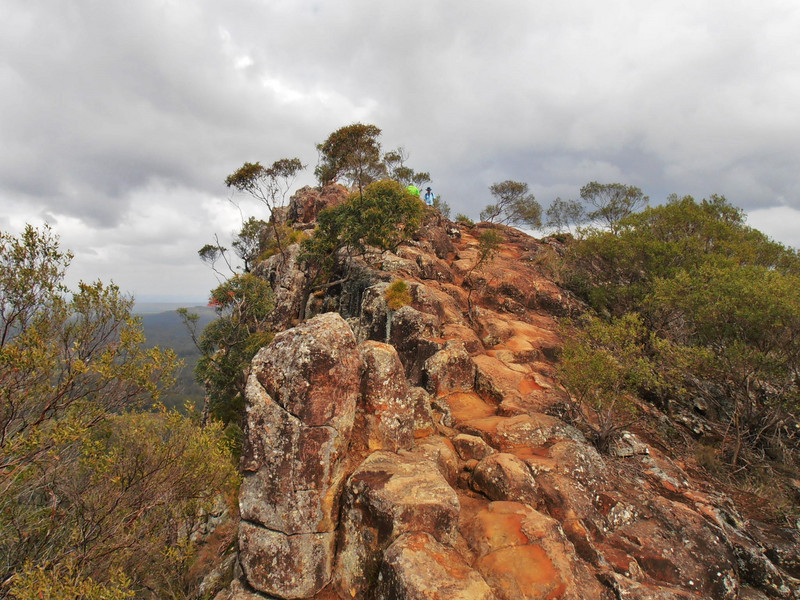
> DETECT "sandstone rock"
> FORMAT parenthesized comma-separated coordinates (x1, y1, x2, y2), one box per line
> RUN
(443, 322, 485, 354)
(471, 453, 539, 504)
(375, 532, 495, 600)
(464, 501, 605, 600)
(472, 307, 515, 348)
(407, 386, 437, 438)
(238, 522, 335, 599)
(434, 392, 497, 429)
(253, 243, 307, 330)
(356, 341, 414, 452)
(415, 223, 456, 259)
(335, 451, 461, 598)
(287, 184, 348, 224)
(424, 340, 477, 395)
(388, 304, 443, 384)
(599, 573, 699, 600)
(453, 433, 497, 462)
(546, 440, 605, 485)
(239, 313, 362, 598)
(606, 496, 740, 600)
(457, 413, 583, 451)
(407, 435, 460, 487)
(252, 312, 362, 427)
(213, 578, 279, 600)
(474, 354, 543, 406)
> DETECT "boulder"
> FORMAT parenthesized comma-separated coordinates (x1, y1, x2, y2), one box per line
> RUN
(356, 341, 414, 452)
(239, 313, 362, 598)
(335, 451, 461, 598)
(471, 453, 539, 504)
(375, 532, 495, 600)
(424, 340, 477, 396)
(238, 523, 335, 599)
(453, 433, 497, 462)
(287, 184, 349, 224)
(407, 386, 437, 438)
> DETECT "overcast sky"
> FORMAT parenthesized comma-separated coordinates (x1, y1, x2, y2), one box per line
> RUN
(2, 0, 800, 302)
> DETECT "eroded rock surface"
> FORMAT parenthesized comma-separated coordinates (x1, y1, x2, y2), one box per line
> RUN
(227, 216, 800, 600)
(238, 312, 362, 598)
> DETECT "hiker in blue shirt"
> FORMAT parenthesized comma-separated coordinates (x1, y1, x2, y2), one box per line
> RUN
(424, 187, 436, 206)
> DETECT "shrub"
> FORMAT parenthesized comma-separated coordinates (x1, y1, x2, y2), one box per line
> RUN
(455, 213, 474, 226)
(480, 180, 542, 228)
(301, 180, 424, 296)
(385, 280, 412, 310)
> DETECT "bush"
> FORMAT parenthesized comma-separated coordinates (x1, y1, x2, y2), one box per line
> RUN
(455, 213, 474, 226)
(182, 272, 275, 426)
(0, 225, 236, 597)
(385, 280, 412, 310)
(302, 179, 424, 293)
(560, 195, 800, 466)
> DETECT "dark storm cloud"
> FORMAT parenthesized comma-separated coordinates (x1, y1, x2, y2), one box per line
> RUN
(2, 0, 800, 297)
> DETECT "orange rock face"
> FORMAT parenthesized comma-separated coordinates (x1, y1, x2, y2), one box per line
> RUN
(222, 216, 800, 600)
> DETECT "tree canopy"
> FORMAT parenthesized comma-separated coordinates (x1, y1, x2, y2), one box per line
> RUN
(559, 195, 800, 468)
(315, 123, 383, 194)
(0, 225, 237, 598)
(480, 180, 542, 229)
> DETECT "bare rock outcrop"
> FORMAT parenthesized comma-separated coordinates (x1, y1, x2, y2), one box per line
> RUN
(335, 451, 461, 598)
(238, 312, 362, 598)
(375, 532, 495, 600)
(225, 215, 800, 600)
(286, 184, 349, 225)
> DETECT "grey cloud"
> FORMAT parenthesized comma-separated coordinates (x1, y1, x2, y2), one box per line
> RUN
(2, 0, 800, 297)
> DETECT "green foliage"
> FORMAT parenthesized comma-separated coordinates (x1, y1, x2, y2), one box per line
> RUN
(258, 223, 309, 262)
(301, 179, 424, 290)
(0, 226, 234, 598)
(1, 226, 178, 475)
(382, 146, 432, 190)
(232, 216, 268, 272)
(464, 228, 504, 318)
(579, 181, 648, 234)
(480, 180, 542, 228)
(4, 409, 237, 599)
(561, 195, 800, 465)
(11, 562, 134, 600)
(477, 229, 503, 264)
(183, 273, 274, 427)
(559, 314, 652, 450)
(225, 158, 304, 201)
(225, 157, 305, 261)
(545, 197, 585, 234)
(455, 213, 475, 226)
(315, 123, 383, 192)
(385, 280, 412, 310)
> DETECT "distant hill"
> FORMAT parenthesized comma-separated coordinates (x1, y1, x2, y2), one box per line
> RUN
(138, 305, 217, 411)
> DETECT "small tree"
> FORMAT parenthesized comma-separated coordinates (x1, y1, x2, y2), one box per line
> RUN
(315, 123, 383, 196)
(382, 146, 432, 189)
(232, 216, 269, 273)
(579, 181, 648, 234)
(546, 197, 586, 234)
(179, 273, 274, 428)
(0, 226, 235, 597)
(225, 158, 305, 260)
(480, 180, 542, 228)
(300, 180, 424, 318)
(465, 228, 503, 319)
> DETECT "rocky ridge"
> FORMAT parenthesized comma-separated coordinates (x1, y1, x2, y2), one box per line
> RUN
(215, 186, 800, 600)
